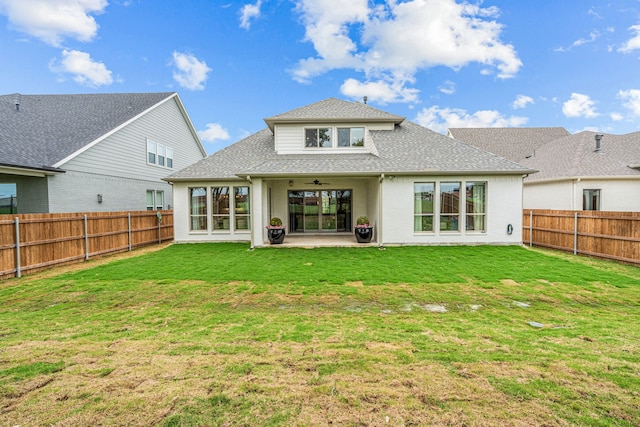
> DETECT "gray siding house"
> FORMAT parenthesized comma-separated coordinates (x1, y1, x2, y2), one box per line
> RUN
(166, 98, 534, 247)
(0, 92, 206, 213)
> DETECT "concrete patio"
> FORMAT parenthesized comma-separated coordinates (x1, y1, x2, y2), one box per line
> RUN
(268, 233, 378, 248)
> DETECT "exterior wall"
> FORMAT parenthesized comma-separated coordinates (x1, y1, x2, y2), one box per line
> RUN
(381, 175, 524, 245)
(173, 180, 253, 243)
(274, 123, 390, 155)
(53, 97, 205, 212)
(524, 178, 640, 211)
(47, 171, 172, 213)
(0, 175, 49, 213)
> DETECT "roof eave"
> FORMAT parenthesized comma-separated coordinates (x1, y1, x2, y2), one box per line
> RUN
(263, 116, 405, 131)
(0, 163, 65, 177)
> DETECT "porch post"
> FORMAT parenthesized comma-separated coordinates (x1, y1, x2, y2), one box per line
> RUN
(378, 174, 384, 247)
(250, 177, 264, 248)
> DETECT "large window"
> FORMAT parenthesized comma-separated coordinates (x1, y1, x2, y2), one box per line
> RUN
(189, 187, 207, 231)
(337, 127, 364, 147)
(465, 182, 486, 232)
(212, 186, 230, 230)
(583, 189, 601, 211)
(305, 128, 332, 148)
(414, 182, 435, 232)
(234, 187, 251, 230)
(440, 182, 461, 232)
(147, 139, 174, 169)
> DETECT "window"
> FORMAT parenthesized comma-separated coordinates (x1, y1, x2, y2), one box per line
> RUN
(338, 127, 365, 147)
(146, 139, 174, 168)
(147, 140, 156, 164)
(583, 189, 601, 210)
(156, 191, 164, 210)
(146, 190, 155, 211)
(414, 182, 435, 232)
(147, 190, 165, 210)
(157, 143, 166, 167)
(166, 147, 174, 168)
(466, 182, 486, 232)
(211, 186, 230, 230)
(305, 128, 332, 148)
(189, 187, 207, 231)
(234, 187, 251, 230)
(440, 182, 461, 231)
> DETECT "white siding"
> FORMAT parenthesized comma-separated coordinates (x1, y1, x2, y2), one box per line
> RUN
(524, 178, 640, 211)
(381, 175, 524, 245)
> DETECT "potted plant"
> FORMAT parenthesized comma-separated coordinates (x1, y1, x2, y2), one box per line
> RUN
(354, 216, 373, 243)
(266, 217, 286, 244)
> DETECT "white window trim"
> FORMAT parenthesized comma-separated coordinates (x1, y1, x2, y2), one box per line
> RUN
(303, 126, 367, 150)
(146, 138, 174, 169)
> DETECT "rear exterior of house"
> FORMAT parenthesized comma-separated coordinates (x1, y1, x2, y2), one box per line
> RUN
(0, 92, 206, 213)
(166, 99, 533, 247)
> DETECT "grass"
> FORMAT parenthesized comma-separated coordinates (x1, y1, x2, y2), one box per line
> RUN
(1, 243, 639, 426)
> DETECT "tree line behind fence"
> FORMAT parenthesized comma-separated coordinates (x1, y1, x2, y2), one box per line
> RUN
(1, 210, 173, 279)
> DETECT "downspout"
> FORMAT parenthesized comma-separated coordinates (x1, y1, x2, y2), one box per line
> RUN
(378, 174, 384, 248)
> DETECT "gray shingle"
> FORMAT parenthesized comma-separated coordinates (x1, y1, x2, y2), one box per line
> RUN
(448, 127, 570, 162)
(0, 92, 174, 170)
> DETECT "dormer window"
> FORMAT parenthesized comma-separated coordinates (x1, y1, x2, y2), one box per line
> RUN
(304, 126, 365, 149)
(305, 128, 332, 148)
(338, 127, 364, 147)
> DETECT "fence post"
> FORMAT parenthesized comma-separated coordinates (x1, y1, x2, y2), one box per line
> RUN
(529, 211, 533, 247)
(128, 212, 132, 251)
(84, 214, 90, 261)
(574, 212, 578, 255)
(158, 212, 162, 244)
(14, 217, 21, 278)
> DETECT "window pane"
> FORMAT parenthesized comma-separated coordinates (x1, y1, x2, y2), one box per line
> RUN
(212, 187, 230, 230)
(156, 191, 164, 210)
(440, 182, 460, 214)
(466, 182, 486, 232)
(351, 127, 364, 146)
(414, 183, 434, 232)
(189, 187, 207, 231)
(583, 189, 600, 211)
(146, 190, 154, 211)
(147, 140, 156, 164)
(305, 129, 318, 147)
(337, 128, 350, 147)
(157, 144, 165, 166)
(414, 215, 433, 232)
(466, 214, 485, 232)
(234, 187, 250, 214)
(318, 128, 332, 147)
(166, 147, 174, 168)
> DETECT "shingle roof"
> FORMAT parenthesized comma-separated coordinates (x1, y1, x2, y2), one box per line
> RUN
(264, 98, 405, 130)
(167, 100, 534, 181)
(0, 92, 175, 170)
(448, 127, 570, 162)
(520, 131, 640, 181)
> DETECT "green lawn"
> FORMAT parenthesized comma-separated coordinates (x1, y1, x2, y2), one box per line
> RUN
(1, 243, 639, 426)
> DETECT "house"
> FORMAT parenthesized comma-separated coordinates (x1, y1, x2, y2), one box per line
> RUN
(165, 98, 534, 247)
(448, 128, 640, 211)
(0, 92, 206, 213)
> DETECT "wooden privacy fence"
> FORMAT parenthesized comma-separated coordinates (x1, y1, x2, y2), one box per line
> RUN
(1, 210, 173, 279)
(523, 209, 640, 265)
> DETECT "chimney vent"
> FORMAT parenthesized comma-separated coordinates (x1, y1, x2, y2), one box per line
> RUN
(594, 134, 603, 153)
(363, 96, 367, 104)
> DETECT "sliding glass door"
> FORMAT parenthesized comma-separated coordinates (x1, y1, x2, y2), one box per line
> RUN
(288, 190, 351, 232)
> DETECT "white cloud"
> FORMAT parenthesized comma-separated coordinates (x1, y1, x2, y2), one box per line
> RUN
(610, 112, 624, 121)
(340, 77, 419, 104)
(291, 0, 521, 101)
(439, 80, 456, 95)
(239, 0, 262, 30)
(562, 93, 599, 118)
(414, 105, 528, 134)
(619, 24, 640, 53)
(171, 51, 211, 91)
(618, 89, 640, 116)
(50, 49, 113, 86)
(572, 30, 600, 47)
(198, 123, 230, 142)
(0, 0, 107, 47)
(512, 94, 534, 109)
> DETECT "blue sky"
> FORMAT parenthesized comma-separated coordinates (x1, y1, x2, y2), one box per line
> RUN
(1, 0, 640, 157)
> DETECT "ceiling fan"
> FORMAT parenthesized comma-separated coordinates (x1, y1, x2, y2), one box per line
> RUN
(304, 179, 330, 186)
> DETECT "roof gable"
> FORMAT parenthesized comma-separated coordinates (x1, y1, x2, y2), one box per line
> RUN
(0, 92, 179, 170)
(264, 98, 405, 130)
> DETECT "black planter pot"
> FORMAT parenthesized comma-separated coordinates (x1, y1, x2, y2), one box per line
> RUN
(354, 227, 373, 243)
(267, 228, 286, 244)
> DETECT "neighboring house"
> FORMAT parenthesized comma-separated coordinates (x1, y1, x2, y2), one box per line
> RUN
(0, 92, 206, 213)
(448, 128, 640, 211)
(165, 98, 534, 247)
